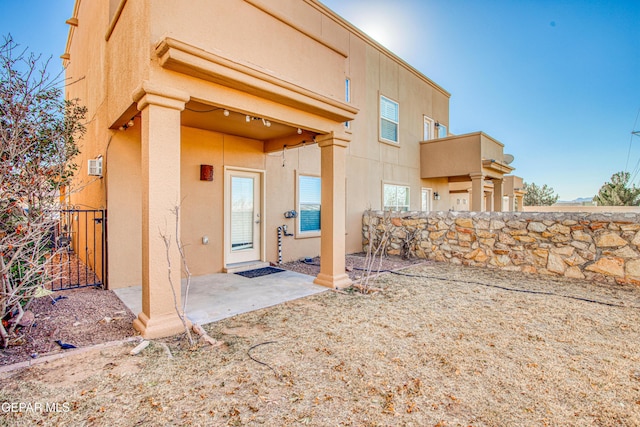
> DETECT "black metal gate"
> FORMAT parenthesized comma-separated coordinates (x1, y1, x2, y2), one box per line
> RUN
(48, 209, 107, 291)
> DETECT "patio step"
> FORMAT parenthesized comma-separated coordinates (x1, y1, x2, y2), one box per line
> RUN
(223, 261, 270, 274)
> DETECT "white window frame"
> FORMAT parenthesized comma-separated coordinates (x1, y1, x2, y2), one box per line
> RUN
(436, 122, 448, 139)
(380, 95, 399, 144)
(383, 183, 410, 211)
(421, 188, 432, 212)
(296, 173, 321, 238)
(423, 116, 435, 141)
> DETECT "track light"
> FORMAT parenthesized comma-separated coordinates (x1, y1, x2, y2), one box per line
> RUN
(246, 115, 251, 122)
(127, 119, 135, 127)
(297, 128, 302, 135)
(223, 109, 229, 117)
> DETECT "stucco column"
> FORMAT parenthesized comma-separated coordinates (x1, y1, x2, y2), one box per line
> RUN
(506, 195, 515, 212)
(485, 191, 493, 212)
(314, 132, 351, 289)
(515, 194, 523, 212)
(493, 178, 504, 212)
(132, 82, 190, 339)
(470, 173, 485, 212)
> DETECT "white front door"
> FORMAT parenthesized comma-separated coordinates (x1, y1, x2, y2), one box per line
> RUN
(225, 169, 262, 265)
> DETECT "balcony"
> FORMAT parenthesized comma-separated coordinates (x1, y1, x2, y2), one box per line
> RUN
(420, 131, 514, 180)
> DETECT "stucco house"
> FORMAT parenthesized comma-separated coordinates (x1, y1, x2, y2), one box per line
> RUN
(62, 0, 524, 338)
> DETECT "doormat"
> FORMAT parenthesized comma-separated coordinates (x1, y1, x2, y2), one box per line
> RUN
(235, 266, 285, 278)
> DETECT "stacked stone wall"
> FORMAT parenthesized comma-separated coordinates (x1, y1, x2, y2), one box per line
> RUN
(362, 210, 640, 285)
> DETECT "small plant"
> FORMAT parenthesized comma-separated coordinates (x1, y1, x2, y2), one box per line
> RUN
(160, 205, 194, 347)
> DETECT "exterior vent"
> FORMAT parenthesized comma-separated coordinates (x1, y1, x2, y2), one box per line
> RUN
(88, 157, 103, 177)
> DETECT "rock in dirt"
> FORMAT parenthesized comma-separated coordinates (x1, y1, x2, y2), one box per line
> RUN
(130, 340, 150, 355)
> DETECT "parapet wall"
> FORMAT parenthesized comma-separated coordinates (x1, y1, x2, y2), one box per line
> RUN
(362, 210, 640, 285)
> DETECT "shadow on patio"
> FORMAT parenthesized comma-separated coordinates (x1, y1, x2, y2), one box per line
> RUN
(113, 269, 326, 325)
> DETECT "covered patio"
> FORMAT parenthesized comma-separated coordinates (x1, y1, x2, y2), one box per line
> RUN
(114, 268, 327, 326)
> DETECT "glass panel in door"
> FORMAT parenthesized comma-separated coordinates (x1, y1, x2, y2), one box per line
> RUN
(231, 176, 254, 251)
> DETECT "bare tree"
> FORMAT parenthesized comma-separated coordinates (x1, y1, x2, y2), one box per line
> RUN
(356, 210, 392, 294)
(160, 205, 194, 347)
(0, 36, 86, 347)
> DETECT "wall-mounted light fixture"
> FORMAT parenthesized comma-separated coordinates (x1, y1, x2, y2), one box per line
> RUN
(223, 109, 229, 117)
(433, 191, 441, 200)
(200, 164, 214, 181)
(119, 117, 136, 131)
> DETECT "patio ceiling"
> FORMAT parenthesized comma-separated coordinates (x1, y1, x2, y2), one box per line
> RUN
(182, 101, 304, 141)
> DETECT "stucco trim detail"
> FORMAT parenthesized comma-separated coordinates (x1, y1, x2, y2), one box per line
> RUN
(155, 37, 358, 123)
(132, 81, 190, 111)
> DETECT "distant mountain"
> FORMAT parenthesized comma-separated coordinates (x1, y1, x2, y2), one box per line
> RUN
(555, 197, 594, 205)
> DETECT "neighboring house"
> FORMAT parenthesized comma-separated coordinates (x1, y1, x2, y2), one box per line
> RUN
(63, 0, 523, 338)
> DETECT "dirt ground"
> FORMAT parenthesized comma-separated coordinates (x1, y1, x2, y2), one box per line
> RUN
(0, 287, 136, 367)
(2, 260, 640, 426)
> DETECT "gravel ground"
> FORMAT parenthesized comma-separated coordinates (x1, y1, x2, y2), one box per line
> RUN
(1, 260, 640, 426)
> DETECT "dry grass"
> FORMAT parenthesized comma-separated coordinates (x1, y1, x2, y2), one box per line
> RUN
(2, 263, 640, 426)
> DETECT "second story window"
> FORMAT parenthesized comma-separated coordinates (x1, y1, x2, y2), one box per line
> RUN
(345, 78, 351, 129)
(345, 78, 351, 103)
(423, 116, 434, 140)
(436, 122, 448, 138)
(380, 95, 399, 143)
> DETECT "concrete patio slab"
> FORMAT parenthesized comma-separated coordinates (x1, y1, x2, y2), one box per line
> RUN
(113, 269, 327, 325)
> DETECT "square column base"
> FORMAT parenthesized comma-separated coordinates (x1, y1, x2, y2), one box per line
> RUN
(133, 311, 191, 340)
(314, 273, 352, 289)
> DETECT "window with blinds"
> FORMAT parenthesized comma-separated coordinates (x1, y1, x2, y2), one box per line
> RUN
(384, 184, 410, 211)
(230, 176, 254, 250)
(298, 175, 321, 233)
(380, 95, 399, 143)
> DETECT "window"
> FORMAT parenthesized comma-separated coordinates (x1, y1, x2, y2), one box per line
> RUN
(345, 78, 351, 103)
(437, 122, 447, 138)
(298, 175, 321, 233)
(383, 184, 409, 211)
(423, 116, 434, 140)
(380, 95, 399, 143)
(345, 79, 351, 129)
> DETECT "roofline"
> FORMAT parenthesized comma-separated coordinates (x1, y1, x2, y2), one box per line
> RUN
(62, 0, 82, 68)
(61, 0, 451, 99)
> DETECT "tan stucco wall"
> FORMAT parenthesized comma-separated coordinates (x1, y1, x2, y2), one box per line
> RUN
(104, 126, 142, 288)
(66, 0, 456, 288)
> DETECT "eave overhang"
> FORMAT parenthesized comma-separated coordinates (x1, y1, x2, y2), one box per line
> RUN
(155, 37, 358, 124)
(482, 159, 515, 175)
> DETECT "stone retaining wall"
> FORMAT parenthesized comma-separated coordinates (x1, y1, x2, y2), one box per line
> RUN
(362, 210, 640, 285)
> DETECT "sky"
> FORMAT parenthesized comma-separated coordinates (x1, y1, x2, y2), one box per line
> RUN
(1, 0, 639, 201)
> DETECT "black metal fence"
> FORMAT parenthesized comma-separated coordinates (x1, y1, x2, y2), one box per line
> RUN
(48, 209, 107, 291)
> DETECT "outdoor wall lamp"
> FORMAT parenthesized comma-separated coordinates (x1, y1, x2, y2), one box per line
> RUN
(118, 117, 135, 131)
(434, 192, 441, 200)
(200, 164, 214, 181)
